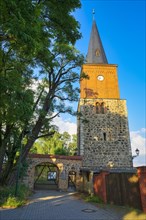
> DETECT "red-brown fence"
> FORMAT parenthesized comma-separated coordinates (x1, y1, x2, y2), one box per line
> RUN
(93, 167, 146, 213)
(105, 173, 142, 210)
(137, 166, 146, 213)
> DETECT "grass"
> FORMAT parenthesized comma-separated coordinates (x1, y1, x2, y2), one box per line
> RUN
(0, 184, 32, 208)
(74, 192, 103, 204)
(85, 194, 103, 204)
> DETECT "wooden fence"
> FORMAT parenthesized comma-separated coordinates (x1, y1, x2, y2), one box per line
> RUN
(105, 173, 142, 210)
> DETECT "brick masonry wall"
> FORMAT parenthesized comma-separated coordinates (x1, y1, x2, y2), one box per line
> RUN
(80, 64, 120, 99)
(78, 98, 133, 168)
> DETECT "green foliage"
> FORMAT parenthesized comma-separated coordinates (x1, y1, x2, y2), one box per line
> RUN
(0, 184, 31, 207)
(31, 132, 77, 156)
(85, 195, 103, 204)
(0, 0, 84, 185)
(2, 196, 25, 208)
(34, 164, 57, 184)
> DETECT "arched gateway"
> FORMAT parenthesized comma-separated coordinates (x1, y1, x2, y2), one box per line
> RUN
(23, 154, 82, 191)
(34, 162, 59, 190)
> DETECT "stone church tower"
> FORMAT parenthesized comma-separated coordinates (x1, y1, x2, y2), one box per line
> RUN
(77, 20, 133, 169)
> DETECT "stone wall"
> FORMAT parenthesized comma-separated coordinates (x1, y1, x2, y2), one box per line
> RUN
(78, 98, 133, 168)
(23, 154, 82, 191)
(79, 171, 94, 195)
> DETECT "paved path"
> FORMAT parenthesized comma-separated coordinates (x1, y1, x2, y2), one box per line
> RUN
(0, 190, 139, 220)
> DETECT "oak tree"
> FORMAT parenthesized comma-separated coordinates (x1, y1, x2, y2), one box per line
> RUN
(0, 0, 84, 184)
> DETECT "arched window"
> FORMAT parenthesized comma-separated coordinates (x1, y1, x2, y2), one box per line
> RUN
(96, 102, 100, 114)
(101, 102, 105, 114)
(95, 102, 106, 114)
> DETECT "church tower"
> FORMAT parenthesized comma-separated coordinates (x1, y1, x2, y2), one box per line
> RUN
(77, 19, 133, 169)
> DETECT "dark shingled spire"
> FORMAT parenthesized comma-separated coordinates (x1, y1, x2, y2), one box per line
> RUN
(86, 20, 108, 64)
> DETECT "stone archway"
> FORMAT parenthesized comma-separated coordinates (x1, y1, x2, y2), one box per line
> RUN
(34, 162, 59, 190)
(23, 154, 82, 191)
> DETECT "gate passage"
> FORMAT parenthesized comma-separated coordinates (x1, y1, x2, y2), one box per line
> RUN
(68, 171, 76, 190)
(34, 163, 59, 190)
(25, 154, 82, 191)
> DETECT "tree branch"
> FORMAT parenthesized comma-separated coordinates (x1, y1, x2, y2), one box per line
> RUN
(54, 95, 76, 102)
(47, 112, 60, 121)
(58, 76, 79, 86)
(32, 87, 44, 112)
(55, 65, 77, 84)
(37, 131, 55, 139)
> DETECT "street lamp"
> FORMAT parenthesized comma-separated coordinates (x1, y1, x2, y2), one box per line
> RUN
(107, 161, 114, 168)
(132, 148, 140, 159)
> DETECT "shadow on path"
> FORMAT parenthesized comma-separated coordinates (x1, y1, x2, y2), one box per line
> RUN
(0, 190, 145, 220)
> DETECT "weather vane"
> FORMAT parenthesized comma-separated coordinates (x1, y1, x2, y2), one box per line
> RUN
(92, 9, 95, 20)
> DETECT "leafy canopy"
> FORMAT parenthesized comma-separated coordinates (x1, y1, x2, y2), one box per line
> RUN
(0, 0, 84, 185)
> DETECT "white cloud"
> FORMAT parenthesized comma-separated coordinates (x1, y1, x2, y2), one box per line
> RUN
(31, 79, 49, 93)
(130, 128, 146, 167)
(141, 128, 146, 133)
(53, 115, 77, 135)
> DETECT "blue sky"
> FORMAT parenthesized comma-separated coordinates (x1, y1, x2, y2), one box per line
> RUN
(54, 0, 145, 166)
(75, 0, 145, 131)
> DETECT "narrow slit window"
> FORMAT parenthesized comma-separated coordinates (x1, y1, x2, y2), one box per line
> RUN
(103, 132, 106, 141)
(96, 102, 100, 114)
(101, 102, 105, 114)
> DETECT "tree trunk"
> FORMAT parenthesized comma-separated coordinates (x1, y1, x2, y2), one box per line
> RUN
(20, 92, 54, 163)
(3, 161, 16, 185)
(21, 117, 44, 163)
(6, 117, 44, 185)
(6, 91, 55, 185)
(0, 144, 6, 183)
(0, 124, 14, 184)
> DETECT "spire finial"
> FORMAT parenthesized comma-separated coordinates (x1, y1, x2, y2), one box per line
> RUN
(92, 9, 95, 20)
(86, 15, 108, 64)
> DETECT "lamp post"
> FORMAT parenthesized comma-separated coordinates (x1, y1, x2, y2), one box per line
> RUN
(132, 148, 140, 160)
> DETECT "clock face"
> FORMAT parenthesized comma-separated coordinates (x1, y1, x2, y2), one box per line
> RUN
(97, 75, 104, 81)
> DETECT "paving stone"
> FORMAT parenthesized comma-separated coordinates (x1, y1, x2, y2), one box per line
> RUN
(0, 190, 127, 220)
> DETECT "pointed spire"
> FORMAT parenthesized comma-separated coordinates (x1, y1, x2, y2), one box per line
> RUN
(92, 9, 95, 21)
(86, 19, 108, 64)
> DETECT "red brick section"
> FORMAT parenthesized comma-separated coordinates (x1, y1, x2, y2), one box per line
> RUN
(28, 153, 82, 160)
(137, 166, 146, 213)
(93, 171, 109, 203)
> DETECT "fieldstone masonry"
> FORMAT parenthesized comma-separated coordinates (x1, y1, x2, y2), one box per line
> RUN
(23, 154, 82, 191)
(78, 98, 133, 168)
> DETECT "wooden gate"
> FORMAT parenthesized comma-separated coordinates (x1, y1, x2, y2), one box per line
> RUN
(105, 173, 142, 210)
(68, 171, 76, 190)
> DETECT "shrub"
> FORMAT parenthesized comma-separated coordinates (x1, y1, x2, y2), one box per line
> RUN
(0, 184, 31, 208)
(85, 195, 103, 204)
(2, 196, 25, 207)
